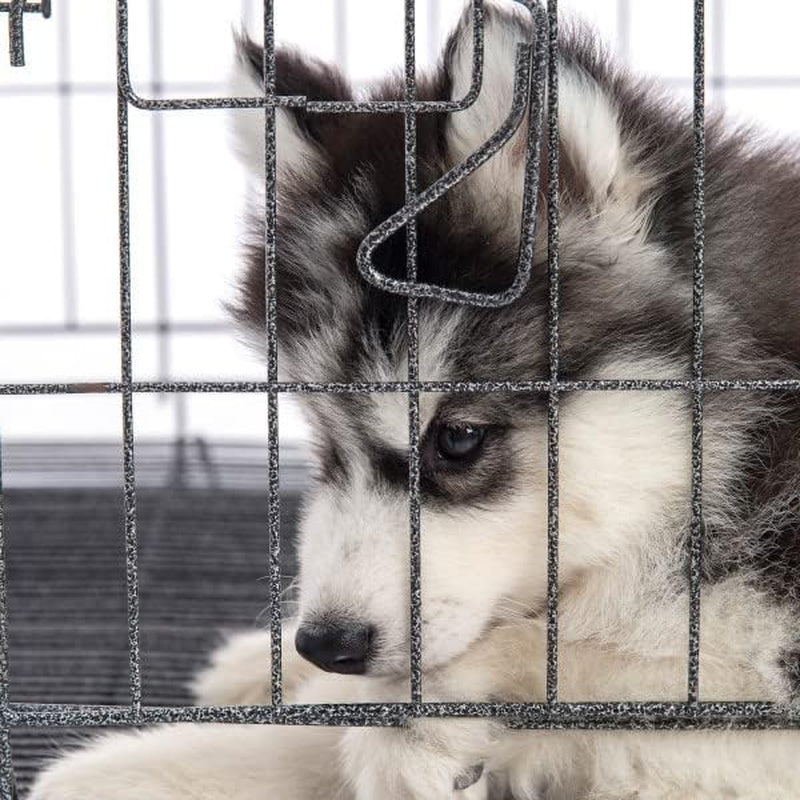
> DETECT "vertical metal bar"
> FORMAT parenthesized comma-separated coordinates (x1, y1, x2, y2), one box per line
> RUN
(57, 2, 78, 328)
(0, 439, 17, 800)
(334, 0, 348, 77)
(267, 394, 281, 706)
(687, 0, 706, 706)
(404, 0, 423, 705)
(0, 439, 8, 715)
(116, 0, 142, 716)
(545, 0, 560, 706)
(262, 0, 283, 707)
(8, 0, 24, 67)
(0, 731, 14, 800)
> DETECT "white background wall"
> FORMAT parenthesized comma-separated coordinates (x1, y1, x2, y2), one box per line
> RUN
(1, 0, 800, 449)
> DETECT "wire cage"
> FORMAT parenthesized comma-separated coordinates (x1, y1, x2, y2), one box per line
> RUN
(4, 0, 800, 798)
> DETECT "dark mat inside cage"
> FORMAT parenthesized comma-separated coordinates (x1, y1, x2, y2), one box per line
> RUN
(4, 484, 301, 794)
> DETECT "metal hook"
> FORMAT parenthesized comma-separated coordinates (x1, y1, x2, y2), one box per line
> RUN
(355, 1, 549, 308)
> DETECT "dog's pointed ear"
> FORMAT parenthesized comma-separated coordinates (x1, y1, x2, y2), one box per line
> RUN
(443, 2, 534, 174)
(229, 34, 352, 179)
(442, 2, 645, 210)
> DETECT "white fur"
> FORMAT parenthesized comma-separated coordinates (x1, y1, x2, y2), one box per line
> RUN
(447, 2, 650, 229)
(446, 2, 530, 216)
(558, 65, 622, 200)
(228, 49, 320, 180)
(293, 355, 702, 677)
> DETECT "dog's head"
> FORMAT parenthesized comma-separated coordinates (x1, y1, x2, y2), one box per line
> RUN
(228, 2, 735, 677)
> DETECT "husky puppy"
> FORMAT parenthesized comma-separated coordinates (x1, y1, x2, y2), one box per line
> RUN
(30, 2, 800, 798)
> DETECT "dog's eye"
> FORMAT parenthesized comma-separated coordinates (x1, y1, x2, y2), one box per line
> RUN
(435, 424, 487, 463)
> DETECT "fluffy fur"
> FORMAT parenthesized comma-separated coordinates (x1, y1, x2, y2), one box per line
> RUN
(30, 2, 800, 798)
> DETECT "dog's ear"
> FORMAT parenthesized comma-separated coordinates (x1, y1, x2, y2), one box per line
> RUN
(442, 2, 646, 211)
(229, 35, 352, 179)
(228, 37, 366, 382)
(442, 2, 533, 185)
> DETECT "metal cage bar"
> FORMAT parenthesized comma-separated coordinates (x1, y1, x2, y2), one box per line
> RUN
(404, 0, 424, 705)
(6, 699, 800, 730)
(114, 1, 487, 114)
(7, 0, 24, 66)
(545, 0, 560, 706)
(2, 0, 49, 67)
(3, 378, 800, 397)
(355, 2, 548, 307)
(115, 0, 143, 717)
(687, 0, 706, 706)
(0, 442, 17, 799)
(260, 0, 284, 710)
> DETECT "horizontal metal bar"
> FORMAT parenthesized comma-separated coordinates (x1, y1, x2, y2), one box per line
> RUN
(115, 0, 484, 115)
(0, 2, 47, 13)
(119, 94, 486, 115)
(1, 379, 800, 396)
(4, 701, 800, 730)
(6, 75, 800, 100)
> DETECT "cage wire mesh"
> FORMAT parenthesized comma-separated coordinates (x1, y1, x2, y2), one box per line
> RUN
(4, 0, 800, 798)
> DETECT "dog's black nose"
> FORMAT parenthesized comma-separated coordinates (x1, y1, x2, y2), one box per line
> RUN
(295, 621, 374, 674)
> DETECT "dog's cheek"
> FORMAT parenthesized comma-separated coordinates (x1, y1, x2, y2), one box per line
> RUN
(419, 504, 545, 667)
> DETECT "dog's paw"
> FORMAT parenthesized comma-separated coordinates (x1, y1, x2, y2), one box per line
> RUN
(191, 629, 272, 706)
(27, 723, 305, 800)
(27, 731, 181, 800)
(191, 621, 314, 706)
(341, 720, 494, 800)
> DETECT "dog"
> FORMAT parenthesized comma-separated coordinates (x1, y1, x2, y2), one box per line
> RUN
(29, 1, 800, 797)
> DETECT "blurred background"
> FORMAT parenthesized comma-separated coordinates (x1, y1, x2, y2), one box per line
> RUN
(2, 0, 800, 791)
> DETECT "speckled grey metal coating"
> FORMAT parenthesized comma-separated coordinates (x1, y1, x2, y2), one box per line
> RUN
(1, 1, 798, 797)
(6, 700, 800, 730)
(1, 379, 800, 396)
(403, 0, 424, 704)
(117, 36, 142, 723)
(0, 442, 15, 800)
(6, 0, 24, 67)
(356, 4, 548, 307)
(1, 0, 49, 68)
(687, 0, 706, 707)
(116, 1, 486, 114)
(260, 0, 284, 712)
(545, 0, 561, 708)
